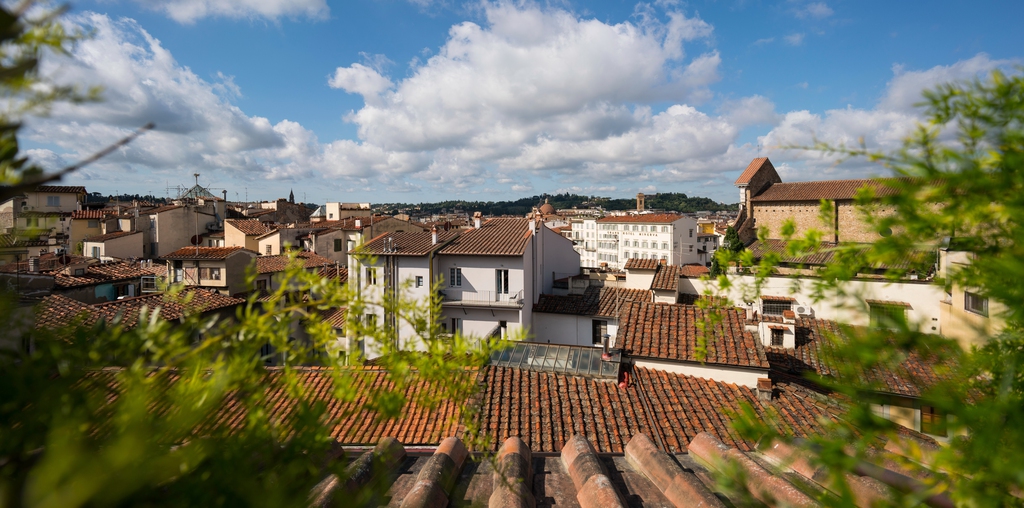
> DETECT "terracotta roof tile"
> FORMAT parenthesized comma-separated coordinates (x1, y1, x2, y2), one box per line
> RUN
(733, 157, 771, 185)
(162, 246, 255, 260)
(624, 258, 661, 270)
(597, 213, 685, 224)
(53, 261, 162, 289)
(255, 252, 333, 274)
(227, 219, 277, 236)
(437, 218, 532, 256)
(143, 204, 184, 214)
(617, 302, 769, 368)
(357, 230, 458, 256)
(71, 210, 108, 220)
(750, 178, 902, 202)
(318, 265, 348, 284)
(748, 239, 928, 272)
(534, 286, 650, 317)
(83, 230, 140, 243)
(34, 185, 86, 194)
(0, 253, 93, 273)
(765, 318, 954, 398)
(36, 288, 243, 330)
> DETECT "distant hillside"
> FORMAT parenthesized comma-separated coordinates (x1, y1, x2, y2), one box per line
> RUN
(378, 192, 737, 216)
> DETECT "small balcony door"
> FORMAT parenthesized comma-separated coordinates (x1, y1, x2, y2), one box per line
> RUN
(495, 269, 509, 301)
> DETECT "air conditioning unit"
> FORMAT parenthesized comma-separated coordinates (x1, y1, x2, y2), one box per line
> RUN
(794, 302, 813, 317)
(206, 221, 218, 231)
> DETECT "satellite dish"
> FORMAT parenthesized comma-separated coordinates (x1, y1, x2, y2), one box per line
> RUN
(190, 235, 202, 245)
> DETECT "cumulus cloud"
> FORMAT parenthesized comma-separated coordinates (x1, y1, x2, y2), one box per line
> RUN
(759, 53, 1012, 180)
(784, 33, 805, 46)
(137, 0, 329, 24)
(797, 2, 833, 19)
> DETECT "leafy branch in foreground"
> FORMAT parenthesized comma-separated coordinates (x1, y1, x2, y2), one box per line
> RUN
(1, 251, 493, 507)
(704, 69, 1024, 506)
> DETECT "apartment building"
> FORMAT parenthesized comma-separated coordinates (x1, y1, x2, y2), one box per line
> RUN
(579, 213, 700, 270)
(349, 217, 580, 358)
(164, 246, 257, 295)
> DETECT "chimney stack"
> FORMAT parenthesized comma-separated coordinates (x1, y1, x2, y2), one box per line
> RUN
(431, 226, 438, 245)
(473, 211, 482, 229)
(355, 219, 362, 229)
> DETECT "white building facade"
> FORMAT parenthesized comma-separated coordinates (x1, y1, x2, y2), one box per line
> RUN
(589, 214, 701, 270)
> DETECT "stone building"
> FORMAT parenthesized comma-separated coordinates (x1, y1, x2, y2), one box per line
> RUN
(733, 157, 898, 244)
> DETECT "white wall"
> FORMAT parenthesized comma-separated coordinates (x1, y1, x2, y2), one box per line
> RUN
(633, 358, 767, 388)
(700, 274, 946, 334)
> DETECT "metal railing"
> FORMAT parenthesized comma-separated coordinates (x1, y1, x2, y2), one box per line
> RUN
(441, 289, 524, 308)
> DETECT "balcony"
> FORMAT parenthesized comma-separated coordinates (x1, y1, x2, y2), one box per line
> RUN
(441, 289, 524, 309)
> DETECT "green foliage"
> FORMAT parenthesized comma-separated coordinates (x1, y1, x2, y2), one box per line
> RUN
(709, 69, 1024, 505)
(723, 226, 744, 253)
(0, 252, 493, 507)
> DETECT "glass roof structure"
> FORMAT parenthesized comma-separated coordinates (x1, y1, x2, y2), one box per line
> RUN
(490, 342, 622, 379)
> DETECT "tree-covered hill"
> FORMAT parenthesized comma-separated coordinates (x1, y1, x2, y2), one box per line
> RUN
(378, 192, 737, 216)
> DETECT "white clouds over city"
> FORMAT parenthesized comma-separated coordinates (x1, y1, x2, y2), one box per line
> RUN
(23, 4, 1014, 199)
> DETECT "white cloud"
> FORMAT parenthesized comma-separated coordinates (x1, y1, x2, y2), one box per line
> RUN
(753, 37, 775, 46)
(797, 2, 833, 19)
(759, 53, 1012, 180)
(138, 0, 329, 24)
(784, 33, 805, 46)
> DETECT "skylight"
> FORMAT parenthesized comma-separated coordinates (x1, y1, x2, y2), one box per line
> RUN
(490, 342, 621, 379)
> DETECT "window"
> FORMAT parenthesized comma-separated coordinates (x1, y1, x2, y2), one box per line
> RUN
(762, 299, 792, 316)
(642, 241, 648, 249)
(965, 291, 989, 316)
(496, 269, 509, 294)
(90, 246, 100, 258)
(688, 244, 694, 253)
(87, 220, 99, 228)
(149, 218, 156, 230)
(415, 275, 424, 288)
(689, 229, 693, 237)
(329, 213, 334, 219)
(633, 240, 639, 247)
(450, 317, 462, 333)
(74, 268, 85, 276)
(499, 320, 508, 339)
(623, 251, 630, 259)
(365, 267, 377, 286)
(365, 313, 377, 329)
(334, 239, 343, 252)
(255, 279, 268, 291)
(770, 328, 784, 346)
(592, 320, 608, 346)
(47, 196, 59, 207)
(265, 244, 272, 255)
(632, 225, 638, 231)
(920, 406, 947, 437)
(641, 225, 647, 232)
(869, 303, 907, 328)
(661, 226, 668, 233)
(449, 267, 462, 287)
(200, 267, 221, 281)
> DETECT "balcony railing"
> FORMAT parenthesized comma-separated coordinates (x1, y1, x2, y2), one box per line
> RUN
(441, 289, 524, 309)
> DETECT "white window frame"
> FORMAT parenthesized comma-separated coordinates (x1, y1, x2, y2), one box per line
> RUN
(449, 267, 462, 287)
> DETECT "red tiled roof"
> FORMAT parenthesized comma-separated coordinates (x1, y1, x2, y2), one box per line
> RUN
(226, 219, 276, 236)
(143, 204, 184, 214)
(437, 218, 532, 256)
(254, 252, 333, 274)
(478, 365, 835, 453)
(34, 185, 86, 194)
(533, 286, 650, 317)
(750, 178, 902, 202)
(318, 265, 348, 285)
(678, 263, 710, 277)
(624, 258, 662, 270)
(82, 230, 140, 243)
(650, 264, 681, 290)
(617, 302, 769, 368)
(356, 230, 458, 256)
(0, 253, 93, 273)
(36, 288, 243, 330)
(748, 239, 929, 272)
(318, 307, 346, 329)
(765, 319, 954, 398)
(54, 261, 162, 289)
(162, 246, 255, 260)
(71, 210, 107, 220)
(733, 157, 771, 185)
(597, 213, 685, 224)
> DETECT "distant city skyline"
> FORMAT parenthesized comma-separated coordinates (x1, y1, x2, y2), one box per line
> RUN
(21, 0, 1024, 204)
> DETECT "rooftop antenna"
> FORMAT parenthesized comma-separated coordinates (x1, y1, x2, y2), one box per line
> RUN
(757, 143, 762, 157)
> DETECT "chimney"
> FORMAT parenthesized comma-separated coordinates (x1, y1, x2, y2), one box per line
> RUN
(222, 190, 227, 201)
(431, 226, 438, 245)
(757, 378, 773, 401)
(355, 219, 362, 229)
(601, 333, 611, 360)
(473, 211, 482, 229)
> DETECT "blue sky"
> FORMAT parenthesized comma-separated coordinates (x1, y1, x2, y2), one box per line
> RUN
(24, 0, 1023, 204)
